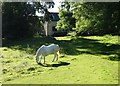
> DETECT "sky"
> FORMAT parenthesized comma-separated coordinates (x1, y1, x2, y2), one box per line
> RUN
(36, 0, 62, 16)
(48, 0, 61, 12)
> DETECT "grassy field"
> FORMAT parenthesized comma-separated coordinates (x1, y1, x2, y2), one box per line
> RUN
(1, 35, 120, 84)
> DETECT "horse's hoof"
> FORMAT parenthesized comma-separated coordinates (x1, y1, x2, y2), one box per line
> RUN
(37, 62, 40, 64)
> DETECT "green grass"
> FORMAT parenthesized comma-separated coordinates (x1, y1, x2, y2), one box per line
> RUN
(1, 35, 119, 84)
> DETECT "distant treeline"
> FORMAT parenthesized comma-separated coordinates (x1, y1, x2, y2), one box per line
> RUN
(2, 2, 120, 40)
(56, 2, 120, 36)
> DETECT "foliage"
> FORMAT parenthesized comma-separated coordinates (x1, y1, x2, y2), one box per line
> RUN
(2, 2, 37, 40)
(56, 2, 75, 31)
(71, 2, 119, 35)
(34, 2, 54, 22)
(2, 1, 55, 40)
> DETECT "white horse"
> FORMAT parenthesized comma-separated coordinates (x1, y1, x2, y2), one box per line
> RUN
(35, 44, 60, 64)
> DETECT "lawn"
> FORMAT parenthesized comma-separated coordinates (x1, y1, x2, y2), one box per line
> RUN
(1, 35, 119, 84)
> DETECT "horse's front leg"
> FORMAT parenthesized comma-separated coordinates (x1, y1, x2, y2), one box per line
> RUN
(35, 55, 39, 64)
(39, 55, 42, 63)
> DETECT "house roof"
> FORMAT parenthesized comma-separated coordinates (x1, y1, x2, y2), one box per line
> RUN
(50, 12, 60, 21)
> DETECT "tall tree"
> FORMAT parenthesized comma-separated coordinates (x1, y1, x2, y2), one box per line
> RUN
(27, 1, 55, 36)
(71, 2, 120, 35)
(2, 2, 35, 40)
(56, 2, 75, 31)
(2, 1, 55, 40)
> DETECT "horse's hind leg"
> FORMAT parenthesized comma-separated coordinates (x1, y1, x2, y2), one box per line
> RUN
(39, 55, 42, 63)
(52, 53, 56, 62)
(55, 51, 59, 61)
(35, 56, 39, 63)
(43, 55, 46, 64)
(56, 54, 58, 61)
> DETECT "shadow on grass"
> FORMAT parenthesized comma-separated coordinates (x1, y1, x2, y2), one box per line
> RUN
(38, 61, 70, 67)
(3, 36, 120, 61)
(58, 37, 120, 58)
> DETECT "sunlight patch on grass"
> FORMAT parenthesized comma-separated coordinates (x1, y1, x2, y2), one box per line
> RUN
(82, 35, 119, 45)
(55, 36, 72, 41)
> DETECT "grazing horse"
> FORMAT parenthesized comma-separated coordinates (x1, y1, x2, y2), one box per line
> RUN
(35, 44, 60, 64)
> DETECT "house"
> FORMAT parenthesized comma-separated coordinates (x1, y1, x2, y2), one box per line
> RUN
(36, 12, 68, 36)
(43, 12, 60, 36)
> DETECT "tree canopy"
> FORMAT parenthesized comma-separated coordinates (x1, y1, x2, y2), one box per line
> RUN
(2, 1, 54, 40)
(56, 2, 75, 31)
(57, 2, 119, 36)
(71, 2, 119, 35)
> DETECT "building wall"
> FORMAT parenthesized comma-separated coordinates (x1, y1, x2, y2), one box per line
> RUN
(44, 21, 57, 36)
(48, 21, 53, 36)
(52, 21, 57, 27)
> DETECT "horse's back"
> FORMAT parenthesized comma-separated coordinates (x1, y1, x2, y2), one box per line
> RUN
(49, 44, 59, 50)
(44, 44, 59, 54)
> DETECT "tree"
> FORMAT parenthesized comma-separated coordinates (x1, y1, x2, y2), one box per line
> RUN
(56, 2, 75, 31)
(71, 2, 120, 35)
(2, 1, 55, 40)
(2, 2, 35, 40)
